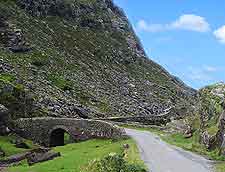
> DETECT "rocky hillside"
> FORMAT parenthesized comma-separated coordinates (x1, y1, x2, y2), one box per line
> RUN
(0, 0, 196, 120)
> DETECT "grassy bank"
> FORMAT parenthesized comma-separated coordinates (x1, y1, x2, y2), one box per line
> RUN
(7, 138, 145, 172)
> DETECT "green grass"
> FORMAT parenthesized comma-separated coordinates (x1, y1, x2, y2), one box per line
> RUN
(216, 162, 225, 172)
(0, 135, 38, 158)
(8, 138, 144, 172)
(124, 139, 146, 168)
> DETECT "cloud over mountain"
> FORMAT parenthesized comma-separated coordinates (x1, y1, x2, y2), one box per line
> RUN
(137, 14, 210, 33)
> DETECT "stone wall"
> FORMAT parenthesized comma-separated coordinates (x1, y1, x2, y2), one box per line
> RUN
(13, 118, 125, 147)
(97, 111, 172, 126)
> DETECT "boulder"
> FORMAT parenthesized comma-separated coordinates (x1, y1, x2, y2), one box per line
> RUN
(184, 126, 193, 138)
(15, 141, 30, 149)
(26, 151, 61, 166)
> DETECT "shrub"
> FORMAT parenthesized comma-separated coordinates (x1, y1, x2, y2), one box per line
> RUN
(84, 153, 147, 172)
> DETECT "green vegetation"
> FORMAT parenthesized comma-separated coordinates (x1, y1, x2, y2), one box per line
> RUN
(0, 135, 38, 159)
(8, 138, 145, 172)
(216, 162, 225, 172)
(84, 153, 146, 172)
(48, 75, 73, 91)
(0, 73, 16, 83)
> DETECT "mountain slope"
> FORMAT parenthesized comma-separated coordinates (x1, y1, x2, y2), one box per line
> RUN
(0, 0, 196, 120)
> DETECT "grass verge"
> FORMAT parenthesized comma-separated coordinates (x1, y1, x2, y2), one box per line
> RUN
(7, 138, 145, 172)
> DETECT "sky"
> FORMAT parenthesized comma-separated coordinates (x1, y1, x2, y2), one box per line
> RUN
(113, 0, 225, 89)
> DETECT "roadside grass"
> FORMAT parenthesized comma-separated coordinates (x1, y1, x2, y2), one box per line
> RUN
(163, 132, 225, 161)
(124, 139, 146, 168)
(0, 135, 38, 159)
(8, 138, 145, 172)
(216, 162, 225, 172)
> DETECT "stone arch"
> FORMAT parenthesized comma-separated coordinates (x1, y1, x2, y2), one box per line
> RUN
(48, 126, 72, 147)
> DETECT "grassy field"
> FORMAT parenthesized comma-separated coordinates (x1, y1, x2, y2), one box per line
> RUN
(6, 138, 144, 172)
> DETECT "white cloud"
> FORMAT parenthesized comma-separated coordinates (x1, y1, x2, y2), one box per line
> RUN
(137, 20, 164, 32)
(187, 65, 219, 82)
(214, 25, 225, 44)
(170, 14, 210, 32)
(137, 14, 210, 33)
(188, 66, 212, 81)
(203, 65, 218, 72)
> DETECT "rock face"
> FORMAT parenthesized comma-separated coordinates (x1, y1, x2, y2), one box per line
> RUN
(0, 0, 196, 120)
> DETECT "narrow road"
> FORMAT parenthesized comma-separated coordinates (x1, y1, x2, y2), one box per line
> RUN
(125, 129, 213, 172)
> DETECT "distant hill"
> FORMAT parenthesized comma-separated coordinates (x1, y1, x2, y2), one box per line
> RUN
(0, 0, 196, 120)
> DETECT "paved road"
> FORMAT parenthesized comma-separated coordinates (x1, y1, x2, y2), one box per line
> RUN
(125, 129, 213, 172)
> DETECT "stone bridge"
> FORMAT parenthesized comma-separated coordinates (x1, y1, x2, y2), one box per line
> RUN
(12, 118, 125, 147)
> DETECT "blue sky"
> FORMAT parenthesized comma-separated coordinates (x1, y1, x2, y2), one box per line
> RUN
(114, 0, 225, 89)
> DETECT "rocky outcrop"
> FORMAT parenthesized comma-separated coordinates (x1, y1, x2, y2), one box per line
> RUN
(198, 83, 225, 152)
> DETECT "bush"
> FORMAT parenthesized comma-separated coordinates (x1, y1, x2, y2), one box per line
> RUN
(84, 153, 147, 172)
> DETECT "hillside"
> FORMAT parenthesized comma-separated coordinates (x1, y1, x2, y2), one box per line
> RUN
(0, 0, 196, 120)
